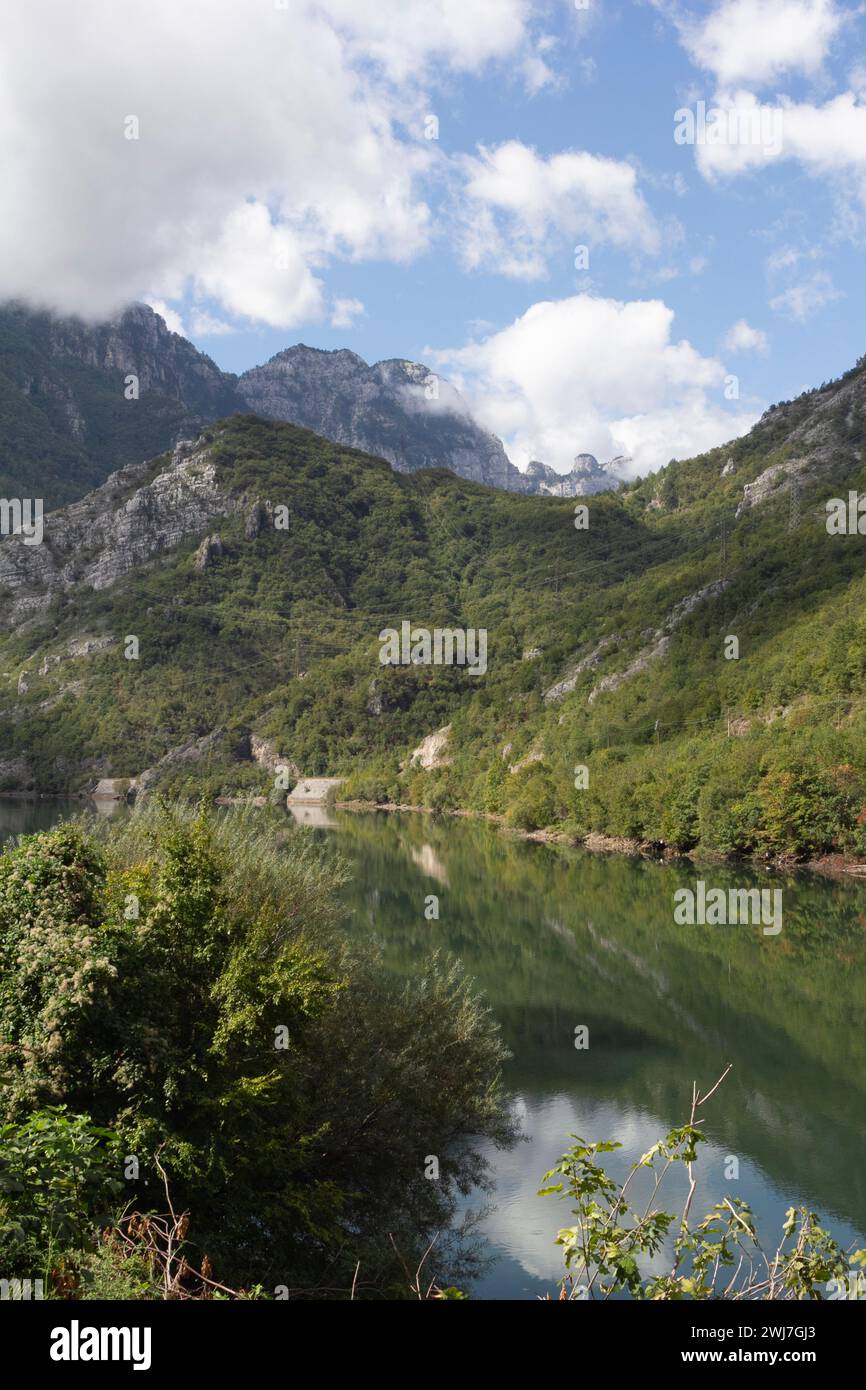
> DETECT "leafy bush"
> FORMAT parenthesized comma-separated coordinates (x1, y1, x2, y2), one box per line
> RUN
(505, 770, 556, 831)
(0, 805, 517, 1295)
(0, 1109, 123, 1281)
(541, 1070, 865, 1300)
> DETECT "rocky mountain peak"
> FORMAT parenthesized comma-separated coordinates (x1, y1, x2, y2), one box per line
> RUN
(522, 452, 625, 497)
(237, 344, 523, 490)
(42, 301, 240, 412)
(0, 298, 626, 504)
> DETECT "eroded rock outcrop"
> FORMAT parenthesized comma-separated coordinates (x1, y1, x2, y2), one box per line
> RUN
(509, 747, 544, 774)
(130, 727, 226, 799)
(587, 579, 730, 705)
(249, 735, 299, 779)
(736, 457, 811, 517)
(194, 533, 224, 571)
(406, 725, 452, 770)
(0, 439, 231, 626)
(543, 636, 618, 703)
(524, 453, 626, 497)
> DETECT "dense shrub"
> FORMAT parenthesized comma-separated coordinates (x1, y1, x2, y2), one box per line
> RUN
(0, 805, 517, 1295)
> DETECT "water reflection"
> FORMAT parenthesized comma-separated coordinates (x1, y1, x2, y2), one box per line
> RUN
(3, 800, 865, 1298)
(329, 811, 866, 1298)
(287, 803, 339, 829)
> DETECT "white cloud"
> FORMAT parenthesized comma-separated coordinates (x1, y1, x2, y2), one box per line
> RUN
(431, 294, 759, 475)
(692, 90, 866, 189)
(144, 299, 186, 336)
(678, 0, 843, 88)
(193, 204, 325, 330)
(766, 245, 813, 273)
(722, 318, 769, 352)
(769, 270, 843, 320)
(455, 141, 661, 279)
(0, 0, 544, 326)
(668, 3, 866, 216)
(330, 297, 366, 329)
(850, 63, 866, 96)
(312, 0, 543, 84)
(190, 310, 234, 338)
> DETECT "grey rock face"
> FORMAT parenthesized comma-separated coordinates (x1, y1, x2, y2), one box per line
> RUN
(244, 501, 266, 539)
(587, 634, 672, 705)
(237, 344, 633, 493)
(407, 725, 452, 770)
(524, 453, 625, 497)
(237, 345, 525, 490)
(39, 635, 116, 675)
(194, 533, 224, 571)
(248, 735, 298, 778)
(130, 727, 227, 799)
(734, 363, 866, 508)
(43, 302, 243, 418)
(0, 438, 231, 626)
(587, 579, 731, 705)
(2, 300, 633, 499)
(546, 578, 731, 710)
(543, 636, 618, 703)
(735, 457, 810, 517)
(0, 300, 248, 508)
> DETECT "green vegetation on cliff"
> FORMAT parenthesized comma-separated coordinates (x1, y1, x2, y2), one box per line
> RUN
(4, 362, 866, 860)
(0, 302, 242, 508)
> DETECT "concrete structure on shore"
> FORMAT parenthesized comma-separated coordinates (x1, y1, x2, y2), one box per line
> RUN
(287, 777, 345, 805)
(91, 778, 131, 801)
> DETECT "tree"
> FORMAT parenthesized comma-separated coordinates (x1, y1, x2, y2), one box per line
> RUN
(0, 804, 517, 1295)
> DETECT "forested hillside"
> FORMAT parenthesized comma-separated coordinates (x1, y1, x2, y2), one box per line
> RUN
(0, 302, 244, 507)
(3, 349, 866, 861)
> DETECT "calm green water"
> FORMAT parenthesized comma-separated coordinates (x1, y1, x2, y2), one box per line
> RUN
(5, 799, 866, 1299)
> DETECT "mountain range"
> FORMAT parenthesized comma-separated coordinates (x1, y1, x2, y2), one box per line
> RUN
(0, 301, 624, 508)
(524, 453, 628, 497)
(1, 333, 866, 863)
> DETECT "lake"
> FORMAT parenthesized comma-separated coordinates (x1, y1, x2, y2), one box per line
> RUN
(4, 798, 866, 1299)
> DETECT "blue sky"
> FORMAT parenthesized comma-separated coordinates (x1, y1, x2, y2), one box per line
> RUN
(3, 0, 865, 474)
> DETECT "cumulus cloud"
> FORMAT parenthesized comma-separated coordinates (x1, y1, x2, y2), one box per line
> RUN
(189, 310, 234, 338)
(690, 90, 866, 193)
(769, 270, 843, 320)
(315, 0, 545, 84)
(666, 2, 866, 217)
(456, 141, 661, 278)
(677, 0, 843, 88)
(330, 297, 365, 329)
(722, 318, 769, 352)
(431, 294, 759, 475)
(192, 203, 325, 330)
(0, 0, 544, 327)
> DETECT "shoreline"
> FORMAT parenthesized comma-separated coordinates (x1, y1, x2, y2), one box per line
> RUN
(3, 790, 863, 882)
(334, 799, 866, 882)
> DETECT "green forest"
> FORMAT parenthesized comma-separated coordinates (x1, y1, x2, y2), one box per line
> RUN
(4, 380, 866, 863)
